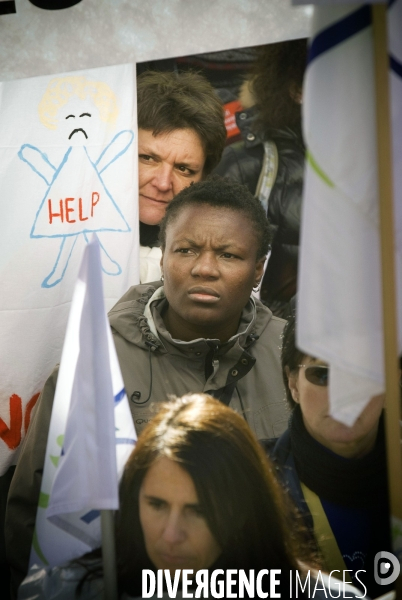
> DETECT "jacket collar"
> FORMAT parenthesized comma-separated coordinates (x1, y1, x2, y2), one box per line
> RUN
(144, 286, 258, 356)
(109, 281, 273, 355)
(235, 106, 304, 150)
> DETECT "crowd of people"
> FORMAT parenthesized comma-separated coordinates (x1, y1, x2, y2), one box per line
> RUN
(2, 40, 396, 600)
(18, 395, 368, 599)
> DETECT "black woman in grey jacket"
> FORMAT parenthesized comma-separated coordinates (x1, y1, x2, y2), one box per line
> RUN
(6, 177, 289, 597)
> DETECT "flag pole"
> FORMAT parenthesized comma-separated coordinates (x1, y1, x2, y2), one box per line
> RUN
(101, 509, 118, 600)
(371, 3, 402, 589)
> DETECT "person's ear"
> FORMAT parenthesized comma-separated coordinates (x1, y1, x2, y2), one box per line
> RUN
(286, 366, 300, 404)
(160, 254, 164, 281)
(254, 256, 266, 286)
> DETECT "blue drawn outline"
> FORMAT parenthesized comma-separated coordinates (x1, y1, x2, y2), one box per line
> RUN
(18, 145, 57, 186)
(25, 130, 134, 239)
(18, 130, 134, 288)
(42, 236, 79, 288)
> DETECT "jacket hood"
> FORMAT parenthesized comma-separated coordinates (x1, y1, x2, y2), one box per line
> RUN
(108, 281, 275, 353)
(109, 281, 163, 351)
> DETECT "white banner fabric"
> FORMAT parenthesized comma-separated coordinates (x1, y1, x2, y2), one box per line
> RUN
(0, 63, 139, 474)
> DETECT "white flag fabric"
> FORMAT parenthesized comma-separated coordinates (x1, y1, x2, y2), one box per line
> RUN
(29, 237, 136, 568)
(0, 63, 139, 476)
(298, 1, 402, 425)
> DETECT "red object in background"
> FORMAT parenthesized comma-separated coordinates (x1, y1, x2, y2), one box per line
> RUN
(224, 100, 243, 144)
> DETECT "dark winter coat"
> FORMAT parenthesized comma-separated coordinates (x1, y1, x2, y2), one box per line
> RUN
(214, 108, 305, 318)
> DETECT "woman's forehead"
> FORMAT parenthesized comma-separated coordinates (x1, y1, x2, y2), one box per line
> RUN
(166, 204, 255, 239)
(142, 456, 199, 503)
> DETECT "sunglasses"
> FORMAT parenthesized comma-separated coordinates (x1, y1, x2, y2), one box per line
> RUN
(298, 364, 329, 387)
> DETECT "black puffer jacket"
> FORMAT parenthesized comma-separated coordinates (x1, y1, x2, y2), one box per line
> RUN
(214, 108, 305, 318)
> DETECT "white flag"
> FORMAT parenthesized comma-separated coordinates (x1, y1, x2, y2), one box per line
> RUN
(29, 237, 136, 568)
(298, 2, 402, 426)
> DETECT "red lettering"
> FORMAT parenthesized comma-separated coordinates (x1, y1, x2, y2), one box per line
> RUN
(48, 199, 64, 224)
(24, 393, 40, 434)
(0, 394, 22, 450)
(79, 197, 88, 221)
(65, 197, 76, 223)
(91, 192, 100, 217)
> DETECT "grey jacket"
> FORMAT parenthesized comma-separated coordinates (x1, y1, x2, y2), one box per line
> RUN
(110, 282, 288, 439)
(6, 282, 288, 595)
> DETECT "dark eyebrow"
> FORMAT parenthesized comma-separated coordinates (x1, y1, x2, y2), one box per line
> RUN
(185, 502, 202, 510)
(174, 161, 200, 169)
(173, 238, 202, 249)
(177, 237, 199, 245)
(79, 113, 91, 118)
(144, 494, 201, 510)
(176, 238, 240, 251)
(138, 149, 201, 170)
(65, 115, 75, 119)
(139, 150, 159, 159)
(145, 494, 166, 503)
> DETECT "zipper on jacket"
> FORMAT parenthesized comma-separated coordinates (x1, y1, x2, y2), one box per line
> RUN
(204, 342, 219, 382)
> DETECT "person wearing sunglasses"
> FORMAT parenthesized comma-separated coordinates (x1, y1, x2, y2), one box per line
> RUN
(272, 312, 393, 600)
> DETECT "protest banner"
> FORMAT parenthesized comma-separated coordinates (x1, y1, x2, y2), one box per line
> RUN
(0, 63, 139, 474)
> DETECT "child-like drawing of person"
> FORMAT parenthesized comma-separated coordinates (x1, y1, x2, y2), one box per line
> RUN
(19, 76, 133, 288)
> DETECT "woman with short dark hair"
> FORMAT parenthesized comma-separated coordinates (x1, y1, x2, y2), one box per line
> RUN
(7, 177, 288, 592)
(136, 70, 227, 283)
(137, 71, 227, 178)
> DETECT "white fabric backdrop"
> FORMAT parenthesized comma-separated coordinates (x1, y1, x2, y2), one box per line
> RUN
(0, 0, 311, 82)
(0, 0, 310, 473)
(0, 63, 139, 473)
